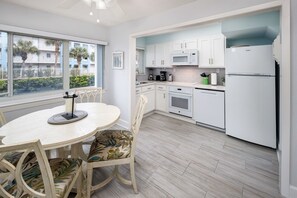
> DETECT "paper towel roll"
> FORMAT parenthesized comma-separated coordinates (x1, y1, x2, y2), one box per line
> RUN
(65, 99, 76, 113)
(210, 73, 217, 85)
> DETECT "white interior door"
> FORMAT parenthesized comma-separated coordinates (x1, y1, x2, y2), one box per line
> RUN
(225, 75, 276, 148)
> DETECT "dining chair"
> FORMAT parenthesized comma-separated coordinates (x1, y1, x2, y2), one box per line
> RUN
(0, 140, 83, 198)
(86, 95, 148, 197)
(57, 87, 104, 158)
(0, 111, 6, 127)
(0, 111, 7, 145)
(75, 87, 104, 103)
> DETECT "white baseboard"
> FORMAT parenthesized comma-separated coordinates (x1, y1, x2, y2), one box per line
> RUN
(290, 185, 297, 198)
(116, 119, 129, 129)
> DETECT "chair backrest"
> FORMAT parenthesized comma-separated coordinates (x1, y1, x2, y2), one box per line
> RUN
(0, 111, 7, 145)
(0, 111, 6, 127)
(131, 95, 148, 136)
(75, 87, 104, 103)
(0, 140, 56, 198)
(130, 95, 147, 159)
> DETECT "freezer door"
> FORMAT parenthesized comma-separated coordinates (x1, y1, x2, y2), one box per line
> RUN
(226, 45, 275, 75)
(225, 75, 276, 148)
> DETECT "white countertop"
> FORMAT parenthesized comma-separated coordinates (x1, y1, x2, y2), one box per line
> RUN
(136, 81, 225, 91)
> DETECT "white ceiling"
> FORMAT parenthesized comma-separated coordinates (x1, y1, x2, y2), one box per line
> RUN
(2, 0, 196, 26)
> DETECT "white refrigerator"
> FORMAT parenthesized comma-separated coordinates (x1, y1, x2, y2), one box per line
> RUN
(225, 45, 276, 148)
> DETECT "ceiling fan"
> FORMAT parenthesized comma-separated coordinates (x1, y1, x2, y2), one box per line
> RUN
(58, 0, 125, 21)
(58, 0, 115, 9)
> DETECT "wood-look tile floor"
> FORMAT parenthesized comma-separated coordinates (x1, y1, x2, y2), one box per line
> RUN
(90, 114, 282, 198)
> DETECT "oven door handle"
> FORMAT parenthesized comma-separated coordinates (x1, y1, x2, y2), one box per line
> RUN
(169, 92, 193, 97)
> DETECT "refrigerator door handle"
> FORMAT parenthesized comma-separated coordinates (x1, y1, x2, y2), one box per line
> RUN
(227, 73, 275, 77)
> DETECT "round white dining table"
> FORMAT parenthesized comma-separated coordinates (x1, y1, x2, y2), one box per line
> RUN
(0, 103, 120, 150)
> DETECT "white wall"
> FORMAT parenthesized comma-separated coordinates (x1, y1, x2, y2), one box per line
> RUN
(290, 0, 297, 195)
(0, 1, 108, 41)
(105, 0, 277, 127)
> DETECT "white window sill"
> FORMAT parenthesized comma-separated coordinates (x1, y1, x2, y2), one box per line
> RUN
(0, 93, 65, 109)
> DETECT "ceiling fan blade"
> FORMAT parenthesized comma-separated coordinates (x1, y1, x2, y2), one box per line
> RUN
(58, 0, 81, 9)
(109, 1, 125, 17)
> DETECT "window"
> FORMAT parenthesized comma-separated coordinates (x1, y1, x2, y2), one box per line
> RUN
(69, 41, 96, 89)
(0, 31, 104, 99)
(136, 49, 145, 75)
(12, 35, 63, 95)
(74, 43, 80, 48)
(0, 32, 8, 97)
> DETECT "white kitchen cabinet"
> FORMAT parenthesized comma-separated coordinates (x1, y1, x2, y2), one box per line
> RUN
(155, 85, 167, 112)
(173, 39, 198, 51)
(140, 85, 155, 114)
(194, 88, 225, 129)
(146, 43, 172, 68)
(155, 43, 172, 68)
(145, 45, 156, 67)
(198, 35, 225, 68)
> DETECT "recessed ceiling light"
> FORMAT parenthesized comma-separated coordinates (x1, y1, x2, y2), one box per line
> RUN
(90, 11, 93, 16)
(96, 19, 100, 23)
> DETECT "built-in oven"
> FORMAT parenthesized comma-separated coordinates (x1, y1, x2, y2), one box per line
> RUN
(168, 86, 193, 118)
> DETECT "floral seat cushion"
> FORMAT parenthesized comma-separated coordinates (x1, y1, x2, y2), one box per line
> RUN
(88, 130, 133, 162)
(2, 158, 82, 197)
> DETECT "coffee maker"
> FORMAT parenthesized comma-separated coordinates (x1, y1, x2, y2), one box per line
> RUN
(160, 71, 167, 81)
(148, 69, 154, 81)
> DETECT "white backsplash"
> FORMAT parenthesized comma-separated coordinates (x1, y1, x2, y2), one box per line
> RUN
(137, 67, 225, 85)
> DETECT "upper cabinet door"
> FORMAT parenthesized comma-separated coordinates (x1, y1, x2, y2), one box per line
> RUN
(184, 39, 198, 50)
(198, 35, 225, 68)
(199, 38, 212, 67)
(163, 42, 172, 68)
(145, 45, 155, 67)
(173, 40, 197, 51)
(173, 40, 184, 51)
(212, 37, 225, 67)
(154, 42, 172, 68)
(155, 43, 164, 67)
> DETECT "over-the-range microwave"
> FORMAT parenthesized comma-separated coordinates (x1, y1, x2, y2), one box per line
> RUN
(170, 50, 199, 66)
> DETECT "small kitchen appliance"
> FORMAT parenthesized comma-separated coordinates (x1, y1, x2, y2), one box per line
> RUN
(210, 73, 218, 85)
(155, 75, 161, 81)
(168, 74, 173, 82)
(148, 74, 154, 81)
(160, 71, 167, 81)
(171, 50, 199, 66)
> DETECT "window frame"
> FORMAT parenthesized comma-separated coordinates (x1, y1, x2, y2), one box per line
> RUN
(0, 30, 105, 102)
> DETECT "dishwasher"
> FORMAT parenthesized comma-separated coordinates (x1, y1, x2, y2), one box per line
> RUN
(193, 88, 225, 129)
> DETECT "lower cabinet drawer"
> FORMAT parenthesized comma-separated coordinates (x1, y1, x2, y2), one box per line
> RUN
(141, 85, 155, 92)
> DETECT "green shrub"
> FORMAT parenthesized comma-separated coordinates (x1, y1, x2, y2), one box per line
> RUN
(70, 75, 94, 89)
(0, 80, 8, 93)
(10, 75, 95, 95)
(13, 77, 63, 95)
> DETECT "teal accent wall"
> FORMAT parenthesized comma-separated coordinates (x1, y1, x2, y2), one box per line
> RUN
(226, 37, 273, 48)
(136, 37, 146, 48)
(144, 23, 222, 45)
(222, 11, 280, 47)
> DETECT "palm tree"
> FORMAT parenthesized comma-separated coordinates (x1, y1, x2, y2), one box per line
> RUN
(13, 40, 39, 77)
(69, 47, 89, 75)
(45, 39, 62, 76)
(90, 52, 95, 62)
